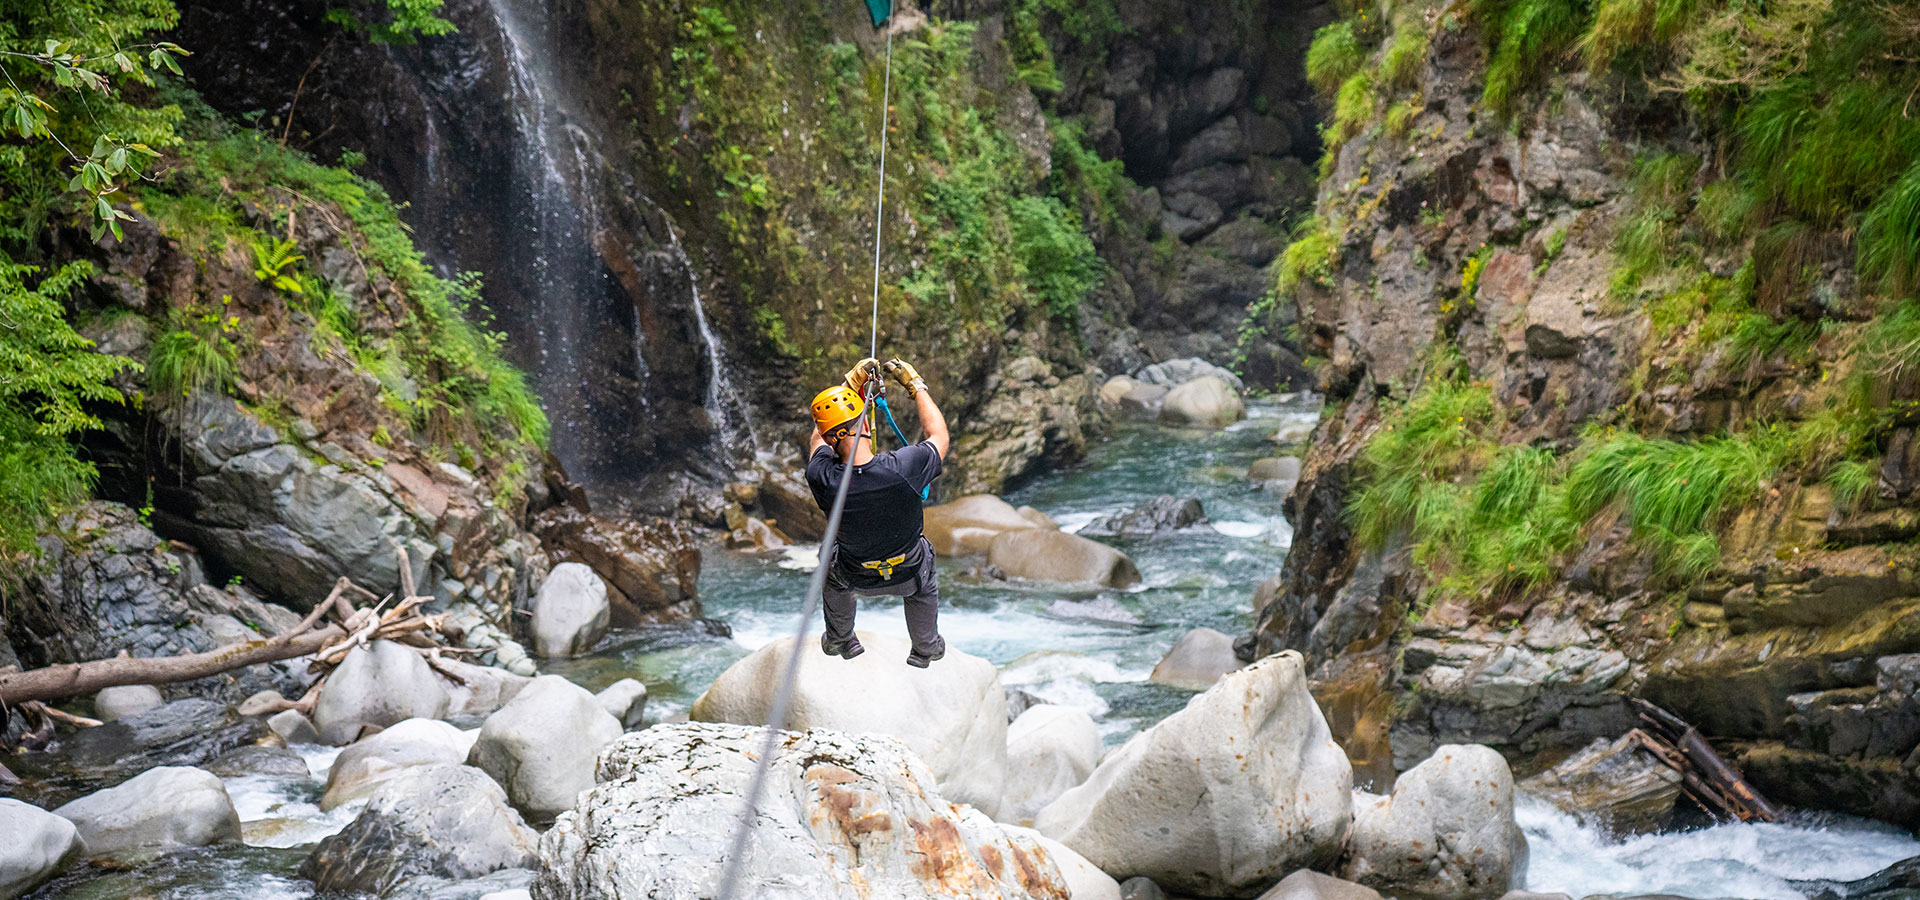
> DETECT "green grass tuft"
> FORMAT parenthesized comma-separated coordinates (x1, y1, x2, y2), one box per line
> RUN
(1382, 26, 1429, 90)
(1859, 160, 1920, 296)
(1329, 70, 1378, 146)
(147, 326, 236, 400)
(1307, 21, 1366, 98)
(1565, 430, 1780, 575)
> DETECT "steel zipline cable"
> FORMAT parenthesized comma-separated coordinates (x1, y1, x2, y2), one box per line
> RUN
(712, 22, 896, 900)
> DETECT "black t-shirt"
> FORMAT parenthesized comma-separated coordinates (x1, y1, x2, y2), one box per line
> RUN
(805, 440, 942, 564)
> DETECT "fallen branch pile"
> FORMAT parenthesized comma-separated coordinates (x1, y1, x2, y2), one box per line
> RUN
(0, 549, 471, 717)
(1627, 698, 1780, 823)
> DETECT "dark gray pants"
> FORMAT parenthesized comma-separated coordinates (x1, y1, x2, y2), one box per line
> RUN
(823, 537, 945, 658)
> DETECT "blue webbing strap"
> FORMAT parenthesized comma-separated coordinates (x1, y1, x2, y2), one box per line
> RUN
(873, 396, 930, 502)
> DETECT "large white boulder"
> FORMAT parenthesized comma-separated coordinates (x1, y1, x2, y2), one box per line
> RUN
(1134, 358, 1246, 393)
(1003, 704, 1102, 825)
(1034, 651, 1352, 896)
(0, 799, 79, 899)
(1008, 827, 1121, 900)
(1258, 870, 1385, 900)
(322, 717, 478, 810)
(535, 723, 1073, 900)
(438, 658, 533, 719)
(1160, 375, 1245, 429)
(93, 685, 163, 722)
(1341, 744, 1526, 899)
(923, 494, 1052, 557)
(1148, 627, 1242, 690)
(529, 562, 609, 659)
(690, 631, 1009, 818)
(988, 530, 1141, 589)
(301, 764, 537, 896)
(468, 675, 623, 820)
(54, 766, 240, 855)
(312, 639, 451, 745)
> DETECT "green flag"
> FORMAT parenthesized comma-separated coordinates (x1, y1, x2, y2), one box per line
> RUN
(865, 0, 891, 27)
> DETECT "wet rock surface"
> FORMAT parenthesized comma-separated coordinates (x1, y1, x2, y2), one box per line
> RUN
(987, 530, 1142, 588)
(468, 676, 623, 821)
(0, 798, 80, 899)
(535, 723, 1074, 900)
(1341, 744, 1526, 899)
(1519, 735, 1681, 832)
(54, 766, 241, 856)
(1080, 496, 1208, 539)
(302, 764, 539, 897)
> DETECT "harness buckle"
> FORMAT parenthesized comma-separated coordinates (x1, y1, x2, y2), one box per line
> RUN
(860, 553, 908, 579)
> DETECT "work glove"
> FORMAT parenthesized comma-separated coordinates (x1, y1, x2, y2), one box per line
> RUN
(843, 357, 881, 396)
(884, 358, 927, 396)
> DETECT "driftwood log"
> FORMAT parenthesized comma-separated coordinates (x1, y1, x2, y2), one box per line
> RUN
(0, 547, 467, 711)
(1628, 698, 1780, 822)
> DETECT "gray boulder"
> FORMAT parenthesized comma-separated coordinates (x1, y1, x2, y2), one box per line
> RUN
(205, 745, 311, 778)
(301, 765, 538, 897)
(1080, 496, 1207, 539)
(534, 723, 1073, 900)
(528, 562, 608, 659)
(1160, 376, 1246, 428)
(1120, 877, 1167, 900)
(1034, 651, 1352, 896)
(1119, 381, 1170, 418)
(1342, 744, 1526, 899)
(0, 799, 79, 899)
(1134, 358, 1246, 393)
(54, 766, 239, 855)
(594, 678, 648, 730)
(269, 709, 322, 744)
(987, 530, 1142, 588)
(58, 699, 267, 783)
(312, 640, 452, 744)
(94, 685, 163, 722)
(1148, 627, 1243, 690)
(468, 676, 622, 820)
(1003, 704, 1103, 824)
(324, 718, 478, 810)
(438, 659, 532, 719)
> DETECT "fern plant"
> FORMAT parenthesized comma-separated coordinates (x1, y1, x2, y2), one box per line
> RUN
(251, 236, 305, 294)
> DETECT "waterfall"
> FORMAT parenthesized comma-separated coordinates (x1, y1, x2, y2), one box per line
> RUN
(662, 220, 759, 459)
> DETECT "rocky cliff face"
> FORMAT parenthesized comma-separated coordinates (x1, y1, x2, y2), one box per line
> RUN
(169, 0, 1320, 500)
(1246, 1, 1920, 825)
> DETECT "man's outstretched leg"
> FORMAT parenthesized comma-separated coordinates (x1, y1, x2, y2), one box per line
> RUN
(820, 575, 865, 659)
(903, 560, 945, 668)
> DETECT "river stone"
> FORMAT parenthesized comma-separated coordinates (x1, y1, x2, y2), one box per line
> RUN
(1148, 627, 1242, 690)
(301, 765, 538, 897)
(0, 799, 79, 899)
(923, 494, 1051, 557)
(1100, 375, 1141, 406)
(987, 529, 1141, 588)
(1134, 358, 1246, 393)
(1120, 877, 1167, 900)
(1342, 744, 1526, 899)
(468, 676, 622, 821)
(54, 766, 240, 855)
(312, 639, 452, 744)
(94, 685, 164, 722)
(1801, 855, 1920, 900)
(1080, 496, 1208, 539)
(1518, 735, 1681, 832)
(323, 718, 478, 811)
(534, 723, 1072, 900)
(1118, 381, 1169, 417)
(1257, 870, 1384, 900)
(528, 562, 608, 659)
(1003, 704, 1102, 824)
(1034, 650, 1352, 896)
(269, 709, 322, 744)
(1160, 375, 1246, 428)
(690, 631, 1009, 818)
(205, 745, 311, 778)
(1248, 456, 1302, 484)
(594, 678, 648, 730)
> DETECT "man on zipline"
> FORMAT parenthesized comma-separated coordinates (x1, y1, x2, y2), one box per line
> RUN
(806, 357, 950, 667)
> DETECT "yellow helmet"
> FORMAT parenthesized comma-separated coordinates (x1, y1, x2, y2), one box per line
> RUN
(811, 384, 865, 439)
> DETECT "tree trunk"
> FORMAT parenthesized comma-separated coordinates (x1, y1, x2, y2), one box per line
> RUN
(0, 624, 343, 705)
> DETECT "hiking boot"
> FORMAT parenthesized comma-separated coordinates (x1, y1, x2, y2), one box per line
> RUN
(821, 633, 865, 660)
(906, 647, 945, 668)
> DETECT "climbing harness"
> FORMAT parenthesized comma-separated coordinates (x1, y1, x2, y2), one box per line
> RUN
(860, 552, 909, 580)
(712, 10, 899, 900)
